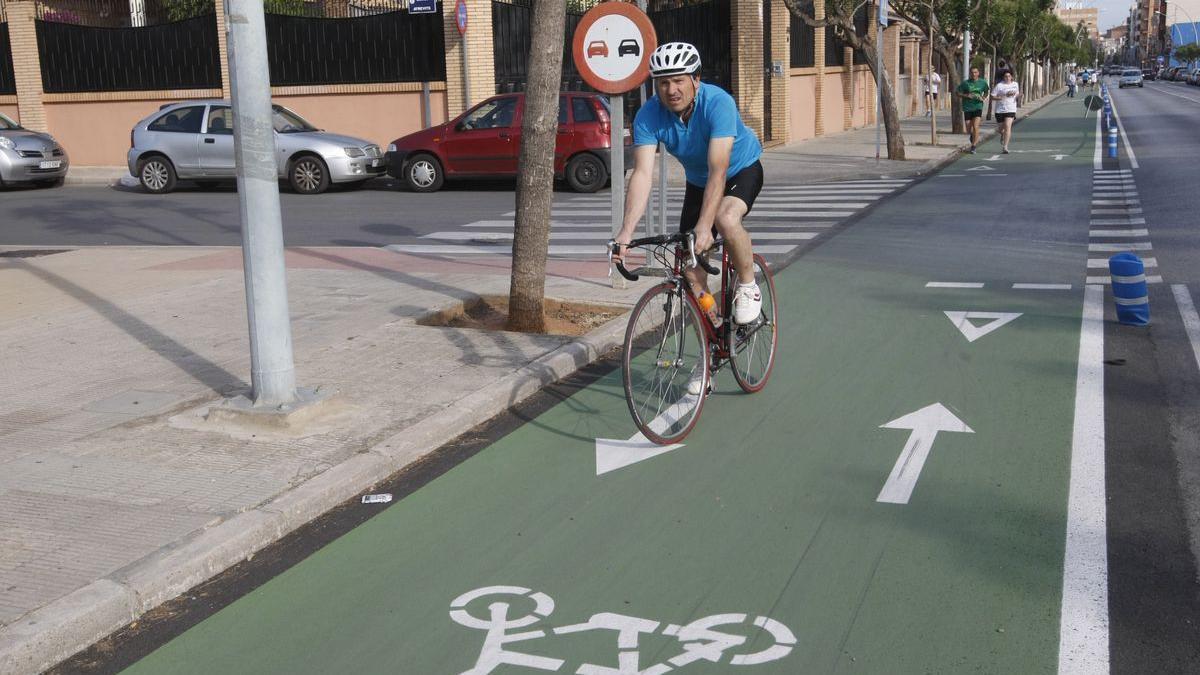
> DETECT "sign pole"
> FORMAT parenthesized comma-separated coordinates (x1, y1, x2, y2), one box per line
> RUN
(456, 0, 470, 109)
(610, 94, 625, 288)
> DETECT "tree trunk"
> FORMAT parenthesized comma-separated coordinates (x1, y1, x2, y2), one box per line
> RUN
(935, 43, 964, 133)
(507, 0, 566, 333)
(860, 36, 906, 160)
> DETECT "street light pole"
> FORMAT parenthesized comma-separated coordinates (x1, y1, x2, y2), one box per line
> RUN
(224, 0, 298, 407)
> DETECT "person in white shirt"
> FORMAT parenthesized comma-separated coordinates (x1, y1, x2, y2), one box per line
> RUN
(1067, 70, 1077, 98)
(991, 71, 1020, 153)
(924, 71, 941, 116)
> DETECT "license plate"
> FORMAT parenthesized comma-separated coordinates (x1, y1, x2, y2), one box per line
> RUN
(371, 159, 380, 167)
(39, 160, 61, 169)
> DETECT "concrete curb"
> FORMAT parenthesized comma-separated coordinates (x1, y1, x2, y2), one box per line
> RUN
(0, 311, 630, 675)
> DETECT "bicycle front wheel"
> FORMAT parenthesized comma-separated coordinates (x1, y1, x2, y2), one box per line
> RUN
(622, 284, 709, 445)
(731, 254, 778, 393)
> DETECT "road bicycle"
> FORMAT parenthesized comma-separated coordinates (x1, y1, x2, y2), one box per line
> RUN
(609, 232, 778, 445)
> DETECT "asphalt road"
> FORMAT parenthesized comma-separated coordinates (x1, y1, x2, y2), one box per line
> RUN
(1101, 79, 1200, 672)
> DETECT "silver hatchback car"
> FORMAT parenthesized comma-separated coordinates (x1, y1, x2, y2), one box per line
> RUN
(127, 100, 386, 194)
(0, 112, 70, 188)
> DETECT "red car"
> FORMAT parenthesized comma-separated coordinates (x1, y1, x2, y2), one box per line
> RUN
(386, 92, 628, 193)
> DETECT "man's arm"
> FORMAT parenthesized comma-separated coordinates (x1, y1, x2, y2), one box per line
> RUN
(613, 144, 658, 258)
(691, 136, 733, 253)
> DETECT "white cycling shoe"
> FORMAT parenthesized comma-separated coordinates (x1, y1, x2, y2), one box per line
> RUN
(686, 367, 707, 396)
(733, 283, 762, 324)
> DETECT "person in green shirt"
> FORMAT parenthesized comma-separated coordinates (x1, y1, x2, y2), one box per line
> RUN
(956, 67, 989, 154)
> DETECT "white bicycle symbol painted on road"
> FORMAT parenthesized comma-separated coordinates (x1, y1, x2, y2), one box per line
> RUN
(449, 585, 798, 674)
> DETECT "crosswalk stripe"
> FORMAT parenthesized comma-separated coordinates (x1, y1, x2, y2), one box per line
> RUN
(1088, 229, 1149, 237)
(1086, 275, 1163, 284)
(1089, 218, 1146, 225)
(1088, 257, 1156, 268)
(1092, 200, 1140, 205)
(1088, 242, 1153, 251)
(1091, 208, 1143, 215)
(385, 243, 799, 255)
(423, 230, 821, 241)
(1013, 283, 1073, 290)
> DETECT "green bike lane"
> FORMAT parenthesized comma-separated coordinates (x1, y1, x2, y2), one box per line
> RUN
(123, 97, 1100, 674)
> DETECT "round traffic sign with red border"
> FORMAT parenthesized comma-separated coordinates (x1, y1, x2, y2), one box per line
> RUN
(455, 0, 468, 36)
(571, 2, 657, 95)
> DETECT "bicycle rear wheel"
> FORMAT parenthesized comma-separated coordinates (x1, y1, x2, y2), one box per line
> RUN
(622, 283, 709, 445)
(731, 254, 778, 393)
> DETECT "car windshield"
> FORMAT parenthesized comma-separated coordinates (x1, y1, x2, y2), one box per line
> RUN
(1123, 70, 1140, 76)
(272, 106, 318, 134)
(0, 113, 20, 131)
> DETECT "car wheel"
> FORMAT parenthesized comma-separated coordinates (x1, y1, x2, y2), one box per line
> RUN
(138, 156, 177, 194)
(404, 153, 443, 192)
(289, 155, 330, 195)
(566, 153, 607, 193)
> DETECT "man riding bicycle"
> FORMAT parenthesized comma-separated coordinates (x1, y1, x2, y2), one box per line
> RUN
(612, 42, 764, 325)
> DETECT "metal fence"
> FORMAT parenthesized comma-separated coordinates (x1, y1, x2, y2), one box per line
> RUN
(492, 0, 589, 94)
(789, 1, 815, 68)
(265, 9, 445, 86)
(649, 0, 731, 93)
(0, 22, 14, 95)
(36, 13, 221, 91)
(34, 0, 211, 28)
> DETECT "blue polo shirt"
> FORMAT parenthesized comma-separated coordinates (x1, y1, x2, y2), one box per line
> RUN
(632, 82, 762, 186)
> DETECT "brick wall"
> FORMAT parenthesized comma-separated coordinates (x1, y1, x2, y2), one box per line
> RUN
(7, 0, 46, 131)
(732, 0, 764, 140)
(443, 0, 495, 118)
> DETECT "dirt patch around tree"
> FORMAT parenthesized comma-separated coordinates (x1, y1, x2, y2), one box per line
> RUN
(418, 295, 626, 337)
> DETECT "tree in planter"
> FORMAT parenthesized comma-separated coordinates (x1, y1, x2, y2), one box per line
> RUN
(892, 0, 973, 134)
(784, 0, 907, 160)
(507, 0, 567, 333)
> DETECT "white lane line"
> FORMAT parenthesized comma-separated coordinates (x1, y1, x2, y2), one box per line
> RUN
(925, 282, 984, 288)
(1057, 284, 1109, 675)
(937, 174, 967, 178)
(1173, 285, 1200, 375)
(1107, 95, 1139, 169)
(1090, 180, 1136, 184)
(1013, 283, 1073, 290)
(386, 244, 800, 255)
(1088, 242, 1153, 252)
(1143, 82, 1200, 105)
(1089, 218, 1146, 226)
(1093, 169, 1132, 174)
(1090, 209, 1143, 215)
(1088, 229, 1149, 237)
(1093, 111, 1102, 170)
(1086, 275, 1163, 284)
(1091, 200, 1140, 206)
(1088, 257, 1157, 268)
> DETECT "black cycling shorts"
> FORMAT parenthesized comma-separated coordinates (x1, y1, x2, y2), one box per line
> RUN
(679, 160, 764, 234)
(964, 110, 983, 120)
(995, 112, 1016, 121)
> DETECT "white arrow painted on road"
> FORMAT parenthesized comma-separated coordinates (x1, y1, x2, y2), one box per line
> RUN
(966, 165, 995, 172)
(985, 154, 1004, 161)
(877, 404, 974, 504)
(943, 311, 1022, 342)
(1052, 154, 1069, 161)
(596, 393, 699, 475)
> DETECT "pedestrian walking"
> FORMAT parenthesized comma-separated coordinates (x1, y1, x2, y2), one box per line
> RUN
(924, 71, 942, 117)
(956, 66, 989, 154)
(992, 70, 1020, 153)
(1067, 70, 1077, 98)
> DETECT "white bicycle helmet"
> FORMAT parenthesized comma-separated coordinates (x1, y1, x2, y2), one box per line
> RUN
(649, 42, 701, 78)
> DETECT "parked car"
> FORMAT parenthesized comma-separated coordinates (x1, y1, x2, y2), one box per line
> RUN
(1142, 68, 1156, 81)
(127, 100, 385, 194)
(386, 92, 630, 194)
(0, 112, 69, 188)
(1119, 68, 1144, 88)
(1190, 68, 1200, 85)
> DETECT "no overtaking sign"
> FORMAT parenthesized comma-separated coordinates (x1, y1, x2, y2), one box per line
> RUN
(571, 2, 657, 94)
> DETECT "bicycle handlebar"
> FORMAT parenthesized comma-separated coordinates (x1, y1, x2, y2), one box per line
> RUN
(608, 232, 724, 281)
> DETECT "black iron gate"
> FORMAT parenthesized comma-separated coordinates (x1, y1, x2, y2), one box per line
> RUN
(0, 23, 15, 96)
(648, 0, 731, 94)
(492, 0, 587, 94)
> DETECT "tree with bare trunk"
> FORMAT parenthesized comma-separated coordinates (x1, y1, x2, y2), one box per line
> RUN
(784, 0, 907, 160)
(507, 0, 567, 332)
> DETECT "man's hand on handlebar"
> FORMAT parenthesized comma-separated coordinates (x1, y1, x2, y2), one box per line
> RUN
(692, 226, 715, 258)
(610, 238, 631, 265)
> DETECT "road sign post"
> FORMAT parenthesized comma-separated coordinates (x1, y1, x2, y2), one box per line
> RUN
(456, 0, 469, 108)
(571, 2, 657, 286)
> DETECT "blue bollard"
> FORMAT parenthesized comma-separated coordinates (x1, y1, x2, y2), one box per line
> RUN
(1109, 253, 1150, 326)
(1108, 126, 1118, 158)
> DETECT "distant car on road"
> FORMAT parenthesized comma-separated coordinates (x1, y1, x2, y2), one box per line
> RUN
(1142, 68, 1156, 81)
(587, 40, 608, 57)
(386, 92, 629, 194)
(618, 39, 640, 57)
(127, 100, 384, 194)
(1119, 69, 1144, 88)
(0, 112, 69, 188)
